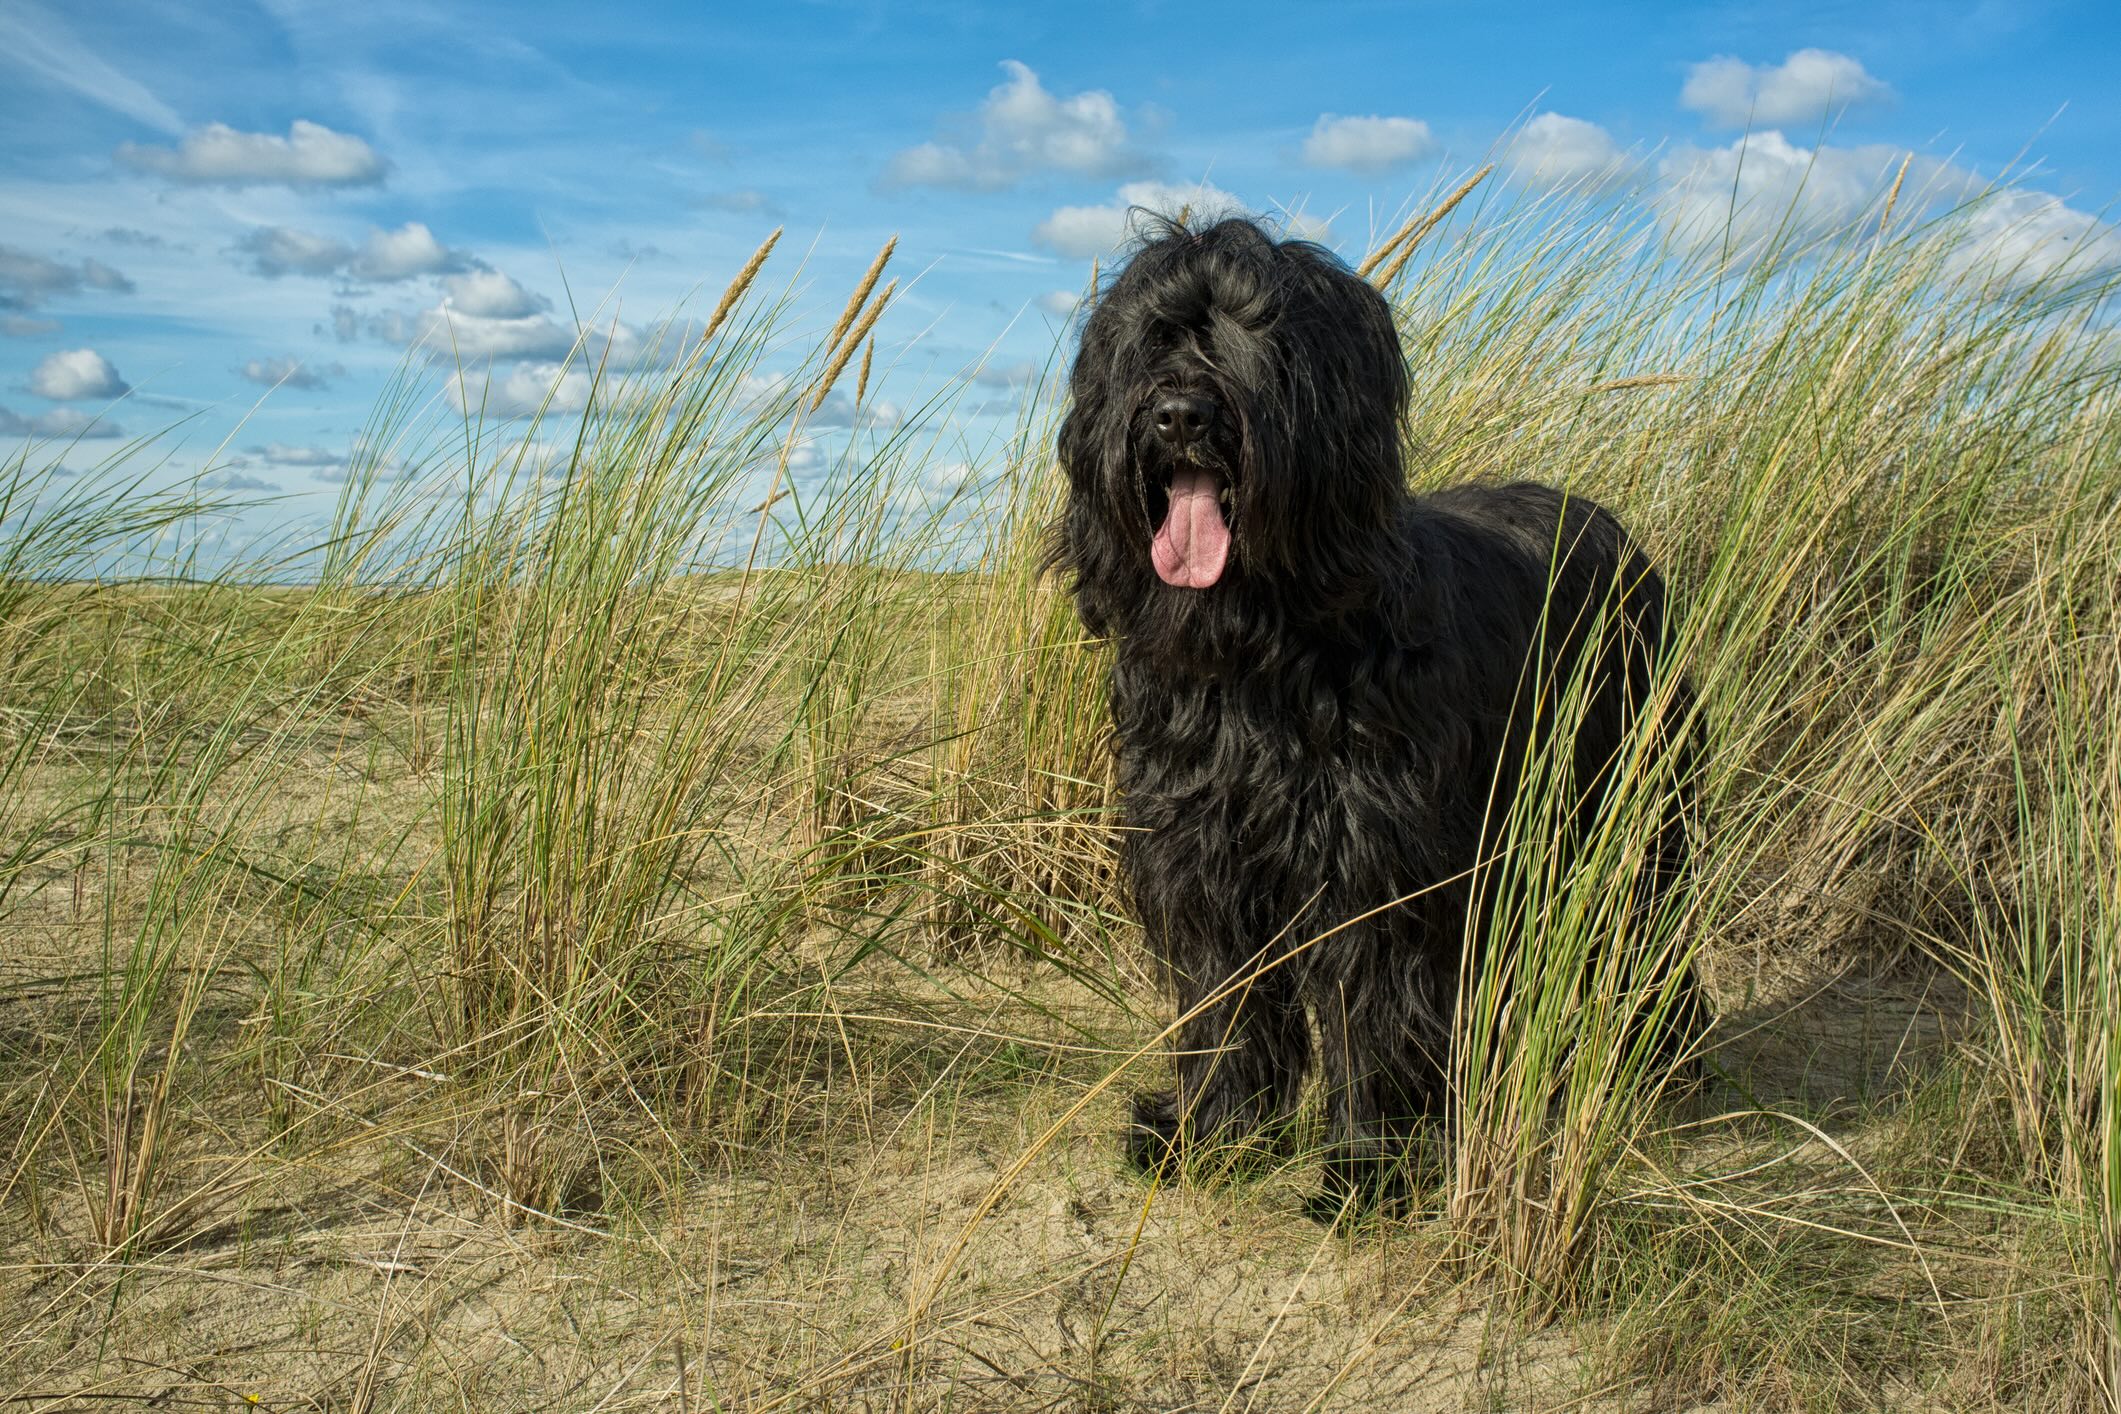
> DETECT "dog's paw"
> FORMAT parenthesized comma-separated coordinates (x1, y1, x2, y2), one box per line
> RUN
(1302, 1182, 1365, 1226)
(1305, 1143, 1413, 1225)
(1122, 1090, 1183, 1177)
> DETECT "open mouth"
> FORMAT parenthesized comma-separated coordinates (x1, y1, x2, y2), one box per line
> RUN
(1146, 456, 1233, 590)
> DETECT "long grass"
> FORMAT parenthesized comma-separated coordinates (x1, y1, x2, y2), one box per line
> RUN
(1, 176, 2117, 1408)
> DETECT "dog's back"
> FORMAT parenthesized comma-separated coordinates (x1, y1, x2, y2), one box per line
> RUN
(1417, 480, 1704, 1068)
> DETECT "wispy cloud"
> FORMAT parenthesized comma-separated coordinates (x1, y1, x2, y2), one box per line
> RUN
(236, 226, 353, 278)
(95, 227, 174, 249)
(244, 439, 413, 483)
(0, 404, 126, 439)
(962, 358, 1039, 389)
(696, 189, 781, 216)
(202, 468, 280, 492)
(0, 4, 184, 134)
(237, 355, 346, 391)
(0, 244, 134, 309)
(244, 442, 344, 468)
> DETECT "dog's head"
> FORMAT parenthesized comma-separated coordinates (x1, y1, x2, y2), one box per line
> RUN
(1055, 216, 1408, 616)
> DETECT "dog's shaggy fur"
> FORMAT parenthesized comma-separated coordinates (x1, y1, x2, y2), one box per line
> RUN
(1052, 216, 1704, 1203)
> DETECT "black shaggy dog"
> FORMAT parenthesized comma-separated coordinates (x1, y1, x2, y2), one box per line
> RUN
(1052, 216, 1704, 1206)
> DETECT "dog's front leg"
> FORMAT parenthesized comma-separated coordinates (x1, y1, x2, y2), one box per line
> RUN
(1125, 948, 1309, 1179)
(1309, 942, 1452, 1215)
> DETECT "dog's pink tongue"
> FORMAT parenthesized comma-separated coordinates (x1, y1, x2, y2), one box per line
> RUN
(1150, 467, 1230, 588)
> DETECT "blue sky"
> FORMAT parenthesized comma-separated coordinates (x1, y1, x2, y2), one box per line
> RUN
(3, 0, 2118, 528)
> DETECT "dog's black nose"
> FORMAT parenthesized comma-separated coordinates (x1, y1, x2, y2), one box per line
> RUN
(1151, 394, 1217, 448)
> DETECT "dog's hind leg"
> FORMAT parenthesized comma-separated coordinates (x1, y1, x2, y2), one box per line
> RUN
(1126, 962, 1310, 1179)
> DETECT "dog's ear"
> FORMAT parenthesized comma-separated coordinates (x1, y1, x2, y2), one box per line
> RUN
(1232, 250, 1409, 588)
(1053, 396, 1132, 635)
(1344, 271, 1411, 428)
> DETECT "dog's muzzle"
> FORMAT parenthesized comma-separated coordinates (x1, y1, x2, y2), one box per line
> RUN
(1138, 392, 1234, 589)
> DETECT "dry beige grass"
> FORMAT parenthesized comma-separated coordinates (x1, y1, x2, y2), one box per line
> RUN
(0, 688, 2048, 1411)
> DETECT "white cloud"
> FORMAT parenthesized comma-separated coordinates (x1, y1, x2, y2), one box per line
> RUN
(1507, 113, 1633, 192)
(3, 315, 61, 337)
(352, 222, 468, 281)
(1035, 289, 1081, 318)
(742, 438, 827, 499)
(237, 355, 344, 390)
(1951, 189, 2121, 290)
(734, 371, 800, 420)
(1302, 114, 1437, 173)
(808, 389, 902, 429)
(1124, 178, 1246, 223)
(29, 347, 129, 400)
(117, 119, 387, 188)
(884, 60, 1146, 190)
(0, 243, 135, 307)
(388, 306, 585, 360)
(783, 441, 827, 476)
(1648, 135, 2107, 286)
(442, 268, 547, 318)
(1033, 179, 1245, 258)
(1033, 205, 1132, 260)
(1280, 211, 1334, 243)
(732, 371, 897, 430)
(446, 361, 593, 417)
(0, 404, 125, 439)
(240, 221, 471, 282)
(238, 226, 355, 278)
(922, 459, 980, 493)
(1655, 131, 1917, 253)
(1681, 49, 1891, 130)
(965, 358, 1039, 389)
(483, 437, 574, 479)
